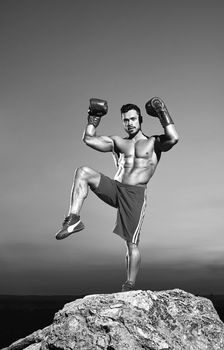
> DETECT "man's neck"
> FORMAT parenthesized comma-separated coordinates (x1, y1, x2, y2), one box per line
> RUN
(128, 129, 144, 141)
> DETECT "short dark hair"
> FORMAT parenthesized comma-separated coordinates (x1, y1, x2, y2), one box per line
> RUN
(120, 103, 143, 124)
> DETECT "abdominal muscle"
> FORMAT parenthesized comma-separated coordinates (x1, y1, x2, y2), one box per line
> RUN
(114, 157, 158, 186)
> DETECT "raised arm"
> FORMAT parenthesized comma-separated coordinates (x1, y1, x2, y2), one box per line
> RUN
(83, 124, 114, 152)
(82, 98, 114, 152)
(155, 123, 179, 152)
(145, 97, 179, 152)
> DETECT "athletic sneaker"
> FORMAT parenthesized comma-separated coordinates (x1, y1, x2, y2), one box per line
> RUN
(55, 213, 85, 240)
(121, 280, 135, 292)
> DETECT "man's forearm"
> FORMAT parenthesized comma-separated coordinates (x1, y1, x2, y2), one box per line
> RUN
(158, 124, 179, 151)
(81, 98, 113, 151)
(163, 124, 179, 143)
(82, 124, 96, 142)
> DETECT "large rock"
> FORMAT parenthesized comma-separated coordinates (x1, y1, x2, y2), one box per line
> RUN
(4, 289, 224, 350)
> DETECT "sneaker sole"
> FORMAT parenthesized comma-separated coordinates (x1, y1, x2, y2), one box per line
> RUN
(121, 283, 135, 292)
(55, 222, 85, 240)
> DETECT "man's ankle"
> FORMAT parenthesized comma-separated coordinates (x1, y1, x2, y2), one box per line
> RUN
(125, 280, 135, 287)
(126, 280, 135, 286)
(69, 212, 80, 218)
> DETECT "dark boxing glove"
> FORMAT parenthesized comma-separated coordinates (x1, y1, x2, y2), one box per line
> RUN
(145, 97, 174, 128)
(88, 98, 108, 128)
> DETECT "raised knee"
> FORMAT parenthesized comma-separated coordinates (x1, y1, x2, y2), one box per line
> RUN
(76, 166, 91, 178)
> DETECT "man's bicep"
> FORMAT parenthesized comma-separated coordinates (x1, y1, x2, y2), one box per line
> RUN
(97, 135, 115, 152)
(154, 134, 173, 153)
(84, 135, 114, 152)
(155, 124, 179, 152)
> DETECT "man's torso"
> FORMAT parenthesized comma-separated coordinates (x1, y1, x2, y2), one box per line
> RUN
(112, 134, 160, 186)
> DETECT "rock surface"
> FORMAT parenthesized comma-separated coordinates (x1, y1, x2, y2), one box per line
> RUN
(3, 289, 224, 350)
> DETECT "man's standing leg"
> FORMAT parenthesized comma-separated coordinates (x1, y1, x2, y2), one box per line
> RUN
(122, 242, 141, 291)
(55, 166, 101, 240)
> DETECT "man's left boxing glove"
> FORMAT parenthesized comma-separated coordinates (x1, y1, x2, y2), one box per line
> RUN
(145, 97, 174, 128)
(88, 98, 108, 128)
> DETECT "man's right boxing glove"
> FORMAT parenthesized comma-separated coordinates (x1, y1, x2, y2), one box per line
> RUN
(145, 97, 174, 128)
(87, 98, 108, 128)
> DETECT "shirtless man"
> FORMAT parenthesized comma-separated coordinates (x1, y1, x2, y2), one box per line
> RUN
(55, 97, 179, 292)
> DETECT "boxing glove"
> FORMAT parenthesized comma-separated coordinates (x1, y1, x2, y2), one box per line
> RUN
(88, 98, 108, 128)
(145, 97, 174, 127)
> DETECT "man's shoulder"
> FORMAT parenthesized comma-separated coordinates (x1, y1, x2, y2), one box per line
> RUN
(109, 135, 122, 140)
(109, 135, 134, 156)
(109, 135, 126, 143)
(142, 134, 158, 141)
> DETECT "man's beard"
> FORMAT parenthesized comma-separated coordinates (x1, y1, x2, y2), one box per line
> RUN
(127, 127, 141, 138)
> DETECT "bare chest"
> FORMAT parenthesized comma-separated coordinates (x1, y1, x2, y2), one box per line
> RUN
(116, 138, 155, 160)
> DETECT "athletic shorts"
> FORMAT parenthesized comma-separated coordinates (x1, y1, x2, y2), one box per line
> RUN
(91, 173, 147, 244)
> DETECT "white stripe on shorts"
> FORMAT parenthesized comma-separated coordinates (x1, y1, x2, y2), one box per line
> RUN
(132, 188, 147, 244)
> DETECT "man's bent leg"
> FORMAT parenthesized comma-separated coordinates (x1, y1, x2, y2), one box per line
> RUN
(55, 166, 101, 240)
(122, 242, 141, 292)
(69, 166, 101, 215)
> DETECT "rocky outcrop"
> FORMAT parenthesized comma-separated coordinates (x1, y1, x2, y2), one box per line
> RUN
(3, 289, 224, 350)
(2, 327, 49, 350)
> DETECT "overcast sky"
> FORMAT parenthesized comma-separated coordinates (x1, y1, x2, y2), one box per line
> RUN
(1, 0, 224, 296)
